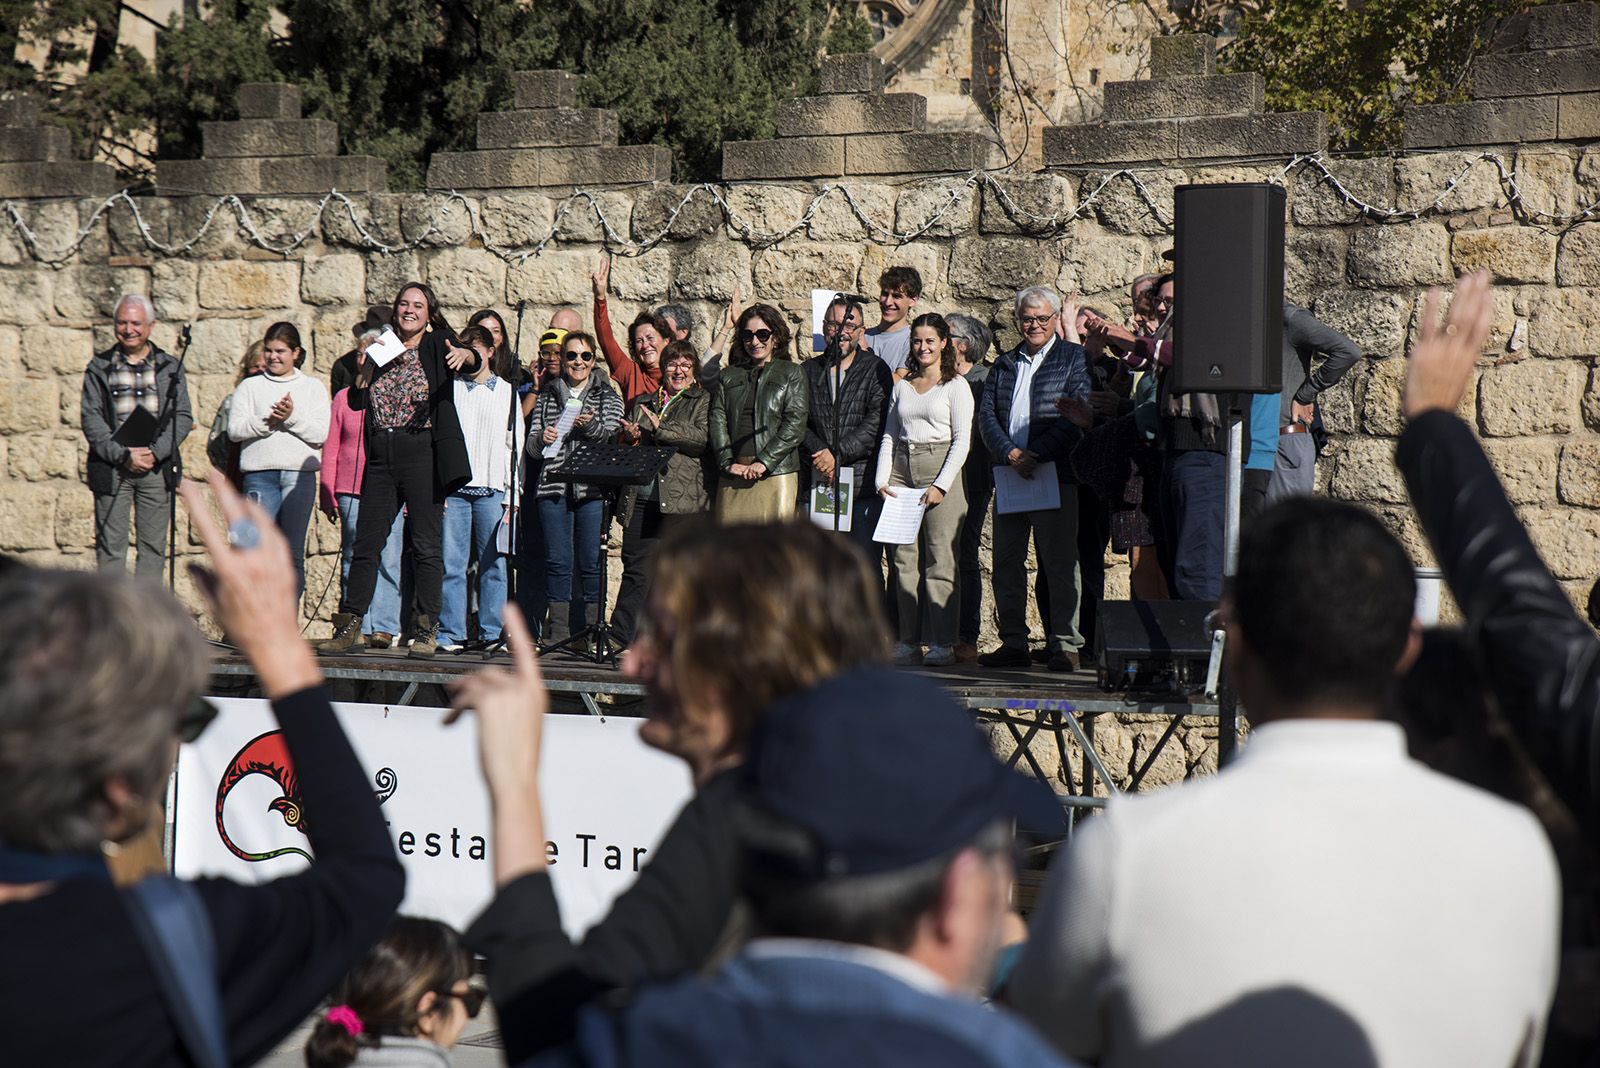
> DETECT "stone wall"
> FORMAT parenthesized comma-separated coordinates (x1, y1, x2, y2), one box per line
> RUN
(7, 13, 1600, 792)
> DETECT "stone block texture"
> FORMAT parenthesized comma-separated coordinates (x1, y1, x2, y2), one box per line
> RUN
(1494, 3, 1599, 52)
(1404, 98, 1558, 149)
(723, 137, 845, 180)
(1043, 121, 1179, 166)
(1472, 47, 1600, 98)
(201, 119, 339, 158)
(820, 53, 886, 95)
(513, 70, 579, 110)
(0, 126, 72, 163)
(845, 132, 984, 175)
(0, 92, 39, 126)
(775, 94, 927, 137)
(237, 83, 301, 120)
(1150, 35, 1216, 79)
(429, 70, 664, 189)
(1102, 73, 1263, 122)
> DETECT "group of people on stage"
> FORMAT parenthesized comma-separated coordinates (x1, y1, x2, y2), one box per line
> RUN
(19, 271, 1600, 1067)
(82, 250, 1360, 666)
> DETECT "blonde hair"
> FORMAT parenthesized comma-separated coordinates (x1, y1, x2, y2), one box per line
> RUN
(237, 340, 266, 384)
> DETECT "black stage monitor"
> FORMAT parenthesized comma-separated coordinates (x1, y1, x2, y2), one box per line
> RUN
(1094, 599, 1215, 692)
(1171, 182, 1285, 395)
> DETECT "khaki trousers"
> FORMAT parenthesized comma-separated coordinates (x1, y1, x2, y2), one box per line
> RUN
(886, 442, 967, 646)
(716, 471, 799, 525)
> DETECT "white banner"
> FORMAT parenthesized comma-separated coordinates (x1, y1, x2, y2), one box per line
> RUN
(174, 698, 693, 936)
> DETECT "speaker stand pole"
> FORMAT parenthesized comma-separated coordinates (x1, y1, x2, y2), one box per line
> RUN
(1216, 409, 1244, 765)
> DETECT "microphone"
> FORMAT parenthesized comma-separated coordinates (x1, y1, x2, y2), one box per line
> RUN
(180, 323, 193, 348)
(516, 299, 528, 313)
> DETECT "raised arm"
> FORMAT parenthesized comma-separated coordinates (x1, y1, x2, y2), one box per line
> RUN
(1396, 273, 1600, 839)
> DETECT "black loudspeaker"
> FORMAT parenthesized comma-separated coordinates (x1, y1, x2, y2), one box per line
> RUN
(1094, 599, 1215, 692)
(1170, 183, 1285, 395)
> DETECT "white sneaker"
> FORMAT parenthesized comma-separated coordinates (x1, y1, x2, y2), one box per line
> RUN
(439, 642, 466, 654)
(892, 642, 921, 665)
(923, 644, 955, 666)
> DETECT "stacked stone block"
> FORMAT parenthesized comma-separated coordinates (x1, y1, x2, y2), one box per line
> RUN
(0, 92, 118, 198)
(1042, 34, 1327, 167)
(1405, 3, 1600, 148)
(427, 71, 670, 191)
(722, 53, 985, 180)
(156, 84, 388, 195)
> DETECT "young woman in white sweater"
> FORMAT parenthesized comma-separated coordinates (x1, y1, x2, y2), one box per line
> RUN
(230, 321, 330, 596)
(875, 312, 973, 666)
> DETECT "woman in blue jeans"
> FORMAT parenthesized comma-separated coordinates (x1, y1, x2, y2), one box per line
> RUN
(230, 321, 330, 598)
(529, 331, 623, 645)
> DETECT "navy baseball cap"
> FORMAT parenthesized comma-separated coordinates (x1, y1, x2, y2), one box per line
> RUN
(739, 667, 1065, 880)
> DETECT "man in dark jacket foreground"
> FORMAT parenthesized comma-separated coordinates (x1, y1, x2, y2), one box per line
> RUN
(533, 668, 1074, 1068)
(1397, 270, 1600, 846)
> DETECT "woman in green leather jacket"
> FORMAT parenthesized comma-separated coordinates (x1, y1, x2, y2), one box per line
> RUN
(709, 303, 809, 524)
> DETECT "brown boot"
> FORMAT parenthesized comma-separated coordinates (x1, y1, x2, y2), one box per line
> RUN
(408, 614, 439, 659)
(319, 612, 363, 654)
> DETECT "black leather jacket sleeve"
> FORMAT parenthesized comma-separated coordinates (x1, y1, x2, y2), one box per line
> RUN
(1396, 410, 1600, 842)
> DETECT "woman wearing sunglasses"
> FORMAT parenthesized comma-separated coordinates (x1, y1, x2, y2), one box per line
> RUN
(307, 916, 483, 1068)
(708, 303, 809, 523)
(528, 331, 624, 646)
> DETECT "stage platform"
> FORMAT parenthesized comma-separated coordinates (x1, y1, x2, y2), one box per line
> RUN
(210, 646, 1221, 812)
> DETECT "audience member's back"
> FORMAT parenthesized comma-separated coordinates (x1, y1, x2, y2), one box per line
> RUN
(1011, 498, 1561, 1068)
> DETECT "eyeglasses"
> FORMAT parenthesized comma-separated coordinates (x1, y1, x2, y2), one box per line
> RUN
(440, 986, 486, 1019)
(821, 320, 859, 334)
(1019, 314, 1057, 327)
(564, 349, 595, 362)
(741, 328, 774, 343)
(178, 697, 219, 744)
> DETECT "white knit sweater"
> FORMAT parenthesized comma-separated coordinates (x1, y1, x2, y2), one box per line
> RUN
(874, 376, 973, 492)
(229, 370, 330, 473)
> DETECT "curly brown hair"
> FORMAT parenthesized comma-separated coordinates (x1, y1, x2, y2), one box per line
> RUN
(731, 303, 794, 366)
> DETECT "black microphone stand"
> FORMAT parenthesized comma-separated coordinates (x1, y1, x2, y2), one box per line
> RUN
(164, 322, 193, 592)
(484, 301, 528, 659)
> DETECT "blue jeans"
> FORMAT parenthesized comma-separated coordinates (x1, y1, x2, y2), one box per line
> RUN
(243, 468, 317, 595)
(538, 496, 603, 627)
(1160, 448, 1226, 602)
(338, 494, 405, 636)
(441, 490, 509, 645)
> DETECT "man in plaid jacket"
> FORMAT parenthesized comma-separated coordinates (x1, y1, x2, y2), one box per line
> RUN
(976, 286, 1092, 672)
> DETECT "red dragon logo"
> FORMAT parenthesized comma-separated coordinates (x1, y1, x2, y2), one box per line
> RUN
(216, 730, 397, 863)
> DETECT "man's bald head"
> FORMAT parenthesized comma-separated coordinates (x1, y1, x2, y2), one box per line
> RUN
(550, 308, 583, 333)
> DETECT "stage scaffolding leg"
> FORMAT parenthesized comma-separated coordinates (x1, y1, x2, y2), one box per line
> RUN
(1218, 414, 1244, 765)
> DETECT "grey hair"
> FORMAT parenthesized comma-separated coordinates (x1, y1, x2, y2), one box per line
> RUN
(945, 314, 993, 364)
(0, 569, 210, 852)
(655, 303, 695, 337)
(357, 328, 383, 345)
(1014, 286, 1061, 321)
(114, 293, 156, 321)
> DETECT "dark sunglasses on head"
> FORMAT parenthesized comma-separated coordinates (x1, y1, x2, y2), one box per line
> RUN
(443, 986, 487, 1018)
(741, 328, 774, 343)
(179, 697, 219, 744)
(565, 349, 596, 362)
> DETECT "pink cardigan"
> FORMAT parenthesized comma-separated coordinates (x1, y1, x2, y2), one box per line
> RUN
(319, 388, 368, 513)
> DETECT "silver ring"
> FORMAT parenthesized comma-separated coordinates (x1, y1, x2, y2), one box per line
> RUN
(226, 518, 262, 550)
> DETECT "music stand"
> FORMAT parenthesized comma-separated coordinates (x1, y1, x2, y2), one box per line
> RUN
(541, 442, 675, 665)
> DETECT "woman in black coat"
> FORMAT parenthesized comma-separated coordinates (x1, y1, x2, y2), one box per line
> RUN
(321, 282, 479, 658)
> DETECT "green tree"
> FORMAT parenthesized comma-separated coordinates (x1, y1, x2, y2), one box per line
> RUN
(1180, 0, 1540, 153)
(2, 0, 869, 188)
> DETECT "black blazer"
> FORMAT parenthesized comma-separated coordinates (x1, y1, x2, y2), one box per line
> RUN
(347, 330, 479, 495)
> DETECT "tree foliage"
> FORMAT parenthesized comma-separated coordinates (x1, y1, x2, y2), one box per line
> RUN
(2, 0, 870, 187)
(1179, 0, 1539, 153)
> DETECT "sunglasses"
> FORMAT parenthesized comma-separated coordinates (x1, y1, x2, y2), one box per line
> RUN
(564, 349, 596, 362)
(741, 328, 774, 343)
(179, 697, 219, 744)
(442, 986, 487, 1018)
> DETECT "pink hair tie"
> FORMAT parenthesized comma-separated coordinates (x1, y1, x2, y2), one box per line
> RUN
(326, 1005, 364, 1036)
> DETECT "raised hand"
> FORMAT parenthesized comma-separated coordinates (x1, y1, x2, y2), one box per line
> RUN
(445, 604, 549, 885)
(592, 254, 612, 298)
(1403, 270, 1494, 420)
(179, 471, 321, 698)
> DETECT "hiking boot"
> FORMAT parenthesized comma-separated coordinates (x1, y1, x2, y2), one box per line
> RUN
(544, 610, 571, 648)
(408, 614, 440, 659)
(319, 612, 363, 654)
(366, 631, 394, 650)
(977, 645, 1031, 669)
(1048, 649, 1081, 673)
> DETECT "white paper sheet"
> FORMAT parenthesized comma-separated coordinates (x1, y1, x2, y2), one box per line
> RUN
(366, 326, 407, 368)
(494, 510, 513, 555)
(807, 467, 854, 532)
(993, 461, 1061, 515)
(541, 397, 584, 459)
(872, 487, 928, 545)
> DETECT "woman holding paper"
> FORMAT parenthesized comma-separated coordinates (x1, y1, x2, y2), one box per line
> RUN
(320, 282, 480, 659)
(229, 321, 330, 599)
(875, 313, 972, 667)
(529, 331, 624, 646)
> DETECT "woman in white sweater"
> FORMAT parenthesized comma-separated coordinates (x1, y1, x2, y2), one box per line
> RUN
(230, 321, 330, 596)
(875, 312, 973, 666)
